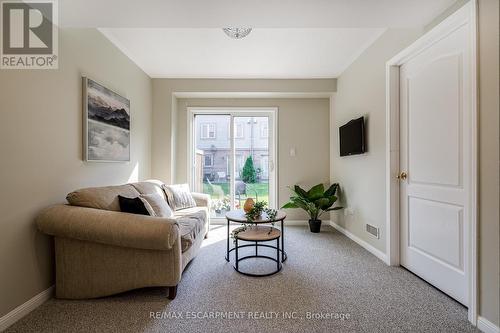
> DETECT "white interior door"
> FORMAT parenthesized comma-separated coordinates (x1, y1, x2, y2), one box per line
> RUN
(399, 22, 472, 305)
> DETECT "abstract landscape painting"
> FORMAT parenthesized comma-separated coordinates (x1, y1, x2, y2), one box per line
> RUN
(83, 78, 130, 161)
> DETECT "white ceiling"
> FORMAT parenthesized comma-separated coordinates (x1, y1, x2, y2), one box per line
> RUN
(83, 0, 458, 78)
(61, 0, 457, 28)
(101, 28, 386, 78)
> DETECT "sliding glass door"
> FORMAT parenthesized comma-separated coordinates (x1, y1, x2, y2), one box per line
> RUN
(190, 109, 276, 219)
(233, 116, 270, 208)
(193, 114, 232, 217)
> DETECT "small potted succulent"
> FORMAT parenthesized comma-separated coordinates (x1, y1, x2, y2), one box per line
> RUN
(282, 183, 342, 233)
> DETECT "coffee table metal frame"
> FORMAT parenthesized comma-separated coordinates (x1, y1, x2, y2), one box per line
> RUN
(234, 226, 282, 277)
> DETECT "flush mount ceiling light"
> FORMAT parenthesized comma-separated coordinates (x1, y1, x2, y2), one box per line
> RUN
(222, 27, 252, 39)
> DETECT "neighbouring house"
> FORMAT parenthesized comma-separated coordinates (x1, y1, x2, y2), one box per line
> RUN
(195, 115, 270, 182)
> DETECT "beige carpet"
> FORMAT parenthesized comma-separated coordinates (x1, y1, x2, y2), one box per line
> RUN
(6, 225, 479, 333)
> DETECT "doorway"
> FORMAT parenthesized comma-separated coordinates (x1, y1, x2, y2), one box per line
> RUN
(188, 108, 277, 221)
(386, 1, 477, 323)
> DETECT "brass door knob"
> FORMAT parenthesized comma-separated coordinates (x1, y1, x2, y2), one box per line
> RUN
(397, 171, 408, 180)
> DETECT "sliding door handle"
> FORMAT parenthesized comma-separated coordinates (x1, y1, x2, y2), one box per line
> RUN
(269, 160, 274, 172)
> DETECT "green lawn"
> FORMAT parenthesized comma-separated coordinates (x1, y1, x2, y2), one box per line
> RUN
(243, 183, 269, 204)
(203, 182, 269, 204)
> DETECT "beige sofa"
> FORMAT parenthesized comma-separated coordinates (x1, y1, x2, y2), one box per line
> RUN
(36, 180, 210, 300)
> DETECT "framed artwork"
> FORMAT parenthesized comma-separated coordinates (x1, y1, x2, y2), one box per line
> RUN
(83, 77, 130, 162)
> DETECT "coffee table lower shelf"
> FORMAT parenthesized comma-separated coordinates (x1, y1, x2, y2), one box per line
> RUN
(228, 226, 283, 277)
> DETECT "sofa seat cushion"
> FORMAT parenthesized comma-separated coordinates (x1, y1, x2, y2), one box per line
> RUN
(66, 185, 140, 211)
(174, 207, 208, 252)
(174, 206, 208, 220)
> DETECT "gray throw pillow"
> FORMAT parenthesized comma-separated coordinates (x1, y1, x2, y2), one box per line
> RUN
(162, 184, 197, 211)
(139, 193, 174, 217)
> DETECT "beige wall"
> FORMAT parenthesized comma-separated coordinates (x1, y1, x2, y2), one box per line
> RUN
(477, 0, 500, 326)
(331, 29, 421, 252)
(1, 4, 497, 327)
(151, 79, 336, 185)
(332, 1, 500, 326)
(174, 98, 331, 220)
(0, 29, 152, 317)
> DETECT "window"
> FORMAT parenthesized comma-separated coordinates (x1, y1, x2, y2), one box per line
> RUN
(236, 154, 245, 172)
(260, 123, 268, 138)
(204, 154, 214, 167)
(261, 155, 269, 178)
(235, 123, 244, 139)
(236, 154, 246, 177)
(201, 123, 216, 139)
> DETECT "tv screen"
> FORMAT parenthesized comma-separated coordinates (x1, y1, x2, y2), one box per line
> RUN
(339, 117, 365, 156)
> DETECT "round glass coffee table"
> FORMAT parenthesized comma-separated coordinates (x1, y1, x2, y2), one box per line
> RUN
(225, 210, 287, 276)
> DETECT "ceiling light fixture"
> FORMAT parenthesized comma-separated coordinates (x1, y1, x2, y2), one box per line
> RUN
(222, 27, 252, 39)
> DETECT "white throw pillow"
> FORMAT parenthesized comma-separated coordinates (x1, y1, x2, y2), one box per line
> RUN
(139, 193, 174, 217)
(162, 184, 196, 211)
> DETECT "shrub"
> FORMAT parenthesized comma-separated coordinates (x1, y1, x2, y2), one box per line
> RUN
(241, 156, 257, 183)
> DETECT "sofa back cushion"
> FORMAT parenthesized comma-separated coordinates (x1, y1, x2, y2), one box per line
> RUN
(162, 184, 196, 211)
(139, 193, 174, 217)
(66, 184, 140, 211)
(130, 180, 167, 200)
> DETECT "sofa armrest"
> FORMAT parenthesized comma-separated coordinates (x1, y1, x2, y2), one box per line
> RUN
(36, 205, 179, 251)
(191, 192, 211, 208)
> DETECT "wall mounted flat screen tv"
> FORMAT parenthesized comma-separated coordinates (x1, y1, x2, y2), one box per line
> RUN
(339, 117, 365, 156)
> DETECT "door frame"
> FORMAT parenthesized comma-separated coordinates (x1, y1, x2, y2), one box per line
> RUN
(385, 1, 478, 324)
(187, 107, 279, 222)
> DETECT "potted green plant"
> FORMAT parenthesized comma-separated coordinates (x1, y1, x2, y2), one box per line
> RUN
(231, 201, 278, 241)
(281, 183, 342, 233)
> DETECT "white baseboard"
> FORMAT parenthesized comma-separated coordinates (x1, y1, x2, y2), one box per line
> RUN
(0, 286, 54, 332)
(329, 221, 388, 263)
(478, 316, 500, 333)
(280, 220, 308, 226)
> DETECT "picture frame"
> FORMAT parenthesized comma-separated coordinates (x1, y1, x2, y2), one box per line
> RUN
(82, 77, 130, 162)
